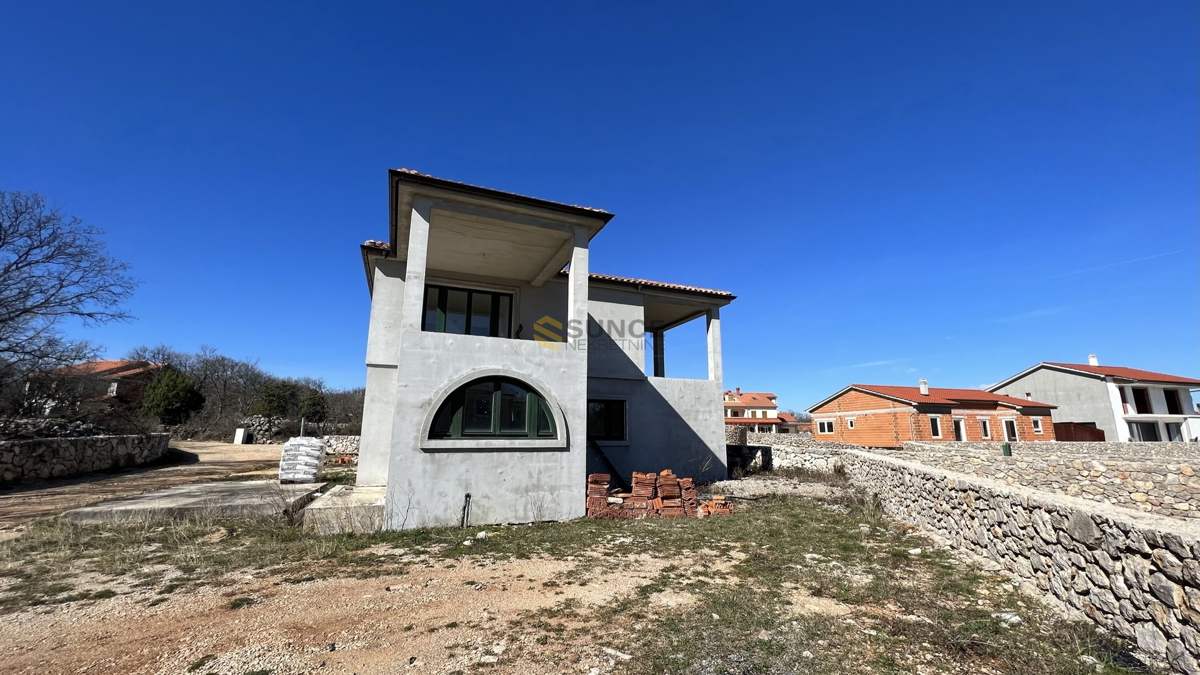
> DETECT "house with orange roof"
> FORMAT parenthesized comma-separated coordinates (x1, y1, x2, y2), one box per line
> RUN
(807, 379, 1057, 448)
(988, 355, 1200, 442)
(28, 359, 166, 414)
(724, 388, 780, 433)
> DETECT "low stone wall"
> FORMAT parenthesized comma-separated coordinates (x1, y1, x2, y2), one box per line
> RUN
(897, 442, 1200, 520)
(725, 425, 747, 445)
(0, 434, 171, 482)
(322, 435, 360, 455)
(903, 440, 1200, 460)
(746, 430, 814, 447)
(761, 440, 1200, 672)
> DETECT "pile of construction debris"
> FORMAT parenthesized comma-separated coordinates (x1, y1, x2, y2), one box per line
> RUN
(586, 470, 733, 519)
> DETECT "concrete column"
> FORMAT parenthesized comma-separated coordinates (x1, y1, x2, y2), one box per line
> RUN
(706, 307, 722, 384)
(652, 330, 665, 377)
(567, 225, 589, 331)
(398, 197, 433, 335)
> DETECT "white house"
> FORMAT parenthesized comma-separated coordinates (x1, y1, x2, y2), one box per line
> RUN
(355, 170, 734, 529)
(723, 388, 781, 433)
(988, 356, 1200, 442)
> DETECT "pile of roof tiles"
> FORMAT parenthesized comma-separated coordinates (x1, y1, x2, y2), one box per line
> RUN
(586, 470, 733, 519)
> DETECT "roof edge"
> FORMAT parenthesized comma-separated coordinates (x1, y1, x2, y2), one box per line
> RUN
(390, 169, 616, 223)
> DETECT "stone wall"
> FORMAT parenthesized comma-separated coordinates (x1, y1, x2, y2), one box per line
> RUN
(0, 434, 171, 482)
(760, 440, 1200, 673)
(747, 430, 814, 447)
(897, 442, 1200, 520)
(903, 440, 1200, 460)
(322, 435, 360, 455)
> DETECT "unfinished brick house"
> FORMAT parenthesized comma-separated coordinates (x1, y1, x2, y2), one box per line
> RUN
(807, 379, 1057, 448)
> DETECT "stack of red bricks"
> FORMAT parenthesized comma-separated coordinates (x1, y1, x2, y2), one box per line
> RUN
(586, 470, 731, 519)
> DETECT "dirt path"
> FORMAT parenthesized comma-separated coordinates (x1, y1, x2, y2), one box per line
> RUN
(0, 441, 278, 531)
(0, 553, 680, 675)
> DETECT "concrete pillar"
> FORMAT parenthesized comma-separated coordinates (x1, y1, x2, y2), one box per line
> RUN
(652, 330, 665, 377)
(567, 225, 588, 330)
(398, 197, 433, 335)
(706, 307, 722, 384)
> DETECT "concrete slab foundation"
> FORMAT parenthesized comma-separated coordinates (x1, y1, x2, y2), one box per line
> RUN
(61, 480, 325, 524)
(302, 485, 385, 535)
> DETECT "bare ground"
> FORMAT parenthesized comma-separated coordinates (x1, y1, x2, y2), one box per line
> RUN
(0, 441, 278, 533)
(0, 473, 1163, 675)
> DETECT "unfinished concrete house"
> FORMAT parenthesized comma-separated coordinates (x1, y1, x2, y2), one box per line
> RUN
(352, 170, 734, 530)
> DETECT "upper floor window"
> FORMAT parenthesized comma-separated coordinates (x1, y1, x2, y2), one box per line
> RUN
(1166, 389, 1184, 415)
(429, 377, 554, 439)
(423, 284, 512, 338)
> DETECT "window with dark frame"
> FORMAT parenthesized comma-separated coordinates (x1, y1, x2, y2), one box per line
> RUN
(428, 377, 555, 440)
(423, 284, 513, 338)
(1166, 389, 1184, 415)
(1131, 387, 1152, 414)
(587, 399, 627, 442)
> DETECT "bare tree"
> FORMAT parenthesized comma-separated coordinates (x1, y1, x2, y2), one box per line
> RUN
(0, 191, 137, 397)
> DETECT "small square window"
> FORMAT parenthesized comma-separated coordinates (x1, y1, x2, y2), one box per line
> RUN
(847, 418, 856, 430)
(588, 399, 627, 441)
(1032, 418, 1043, 434)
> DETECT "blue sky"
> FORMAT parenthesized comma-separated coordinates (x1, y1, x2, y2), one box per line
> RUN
(1, 1, 1196, 410)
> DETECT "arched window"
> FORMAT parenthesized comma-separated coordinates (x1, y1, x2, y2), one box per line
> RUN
(429, 377, 557, 440)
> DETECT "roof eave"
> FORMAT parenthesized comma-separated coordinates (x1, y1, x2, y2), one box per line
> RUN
(389, 169, 616, 223)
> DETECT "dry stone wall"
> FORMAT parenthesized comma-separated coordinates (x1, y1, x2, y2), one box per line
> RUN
(760, 440, 1200, 673)
(897, 442, 1200, 520)
(322, 435, 360, 455)
(0, 434, 170, 482)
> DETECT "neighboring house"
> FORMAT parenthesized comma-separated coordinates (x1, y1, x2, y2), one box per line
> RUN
(723, 388, 781, 433)
(27, 360, 165, 415)
(807, 379, 1057, 448)
(356, 169, 734, 529)
(988, 356, 1200, 442)
(777, 412, 809, 434)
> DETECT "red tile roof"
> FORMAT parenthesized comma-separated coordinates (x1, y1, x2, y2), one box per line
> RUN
(50, 360, 163, 379)
(392, 168, 614, 219)
(849, 384, 1056, 409)
(723, 391, 778, 407)
(1045, 363, 1200, 386)
(585, 272, 734, 299)
(777, 412, 799, 423)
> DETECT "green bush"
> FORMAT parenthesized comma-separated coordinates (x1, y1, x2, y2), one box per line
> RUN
(141, 370, 204, 425)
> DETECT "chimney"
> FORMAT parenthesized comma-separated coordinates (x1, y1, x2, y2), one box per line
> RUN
(1088, 354, 1099, 366)
(735, 387, 740, 395)
(919, 379, 929, 396)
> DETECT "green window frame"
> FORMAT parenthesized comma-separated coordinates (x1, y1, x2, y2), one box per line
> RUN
(429, 377, 557, 440)
(422, 284, 513, 338)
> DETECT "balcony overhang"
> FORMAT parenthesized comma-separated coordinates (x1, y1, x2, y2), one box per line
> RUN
(388, 169, 611, 286)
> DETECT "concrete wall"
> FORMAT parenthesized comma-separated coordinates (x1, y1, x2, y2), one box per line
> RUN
(992, 368, 1121, 441)
(590, 376, 727, 483)
(760, 441, 1200, 673)
(0, 434, 171, 482)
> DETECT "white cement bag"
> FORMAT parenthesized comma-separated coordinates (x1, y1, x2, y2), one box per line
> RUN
(279, 437, 327, 484)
